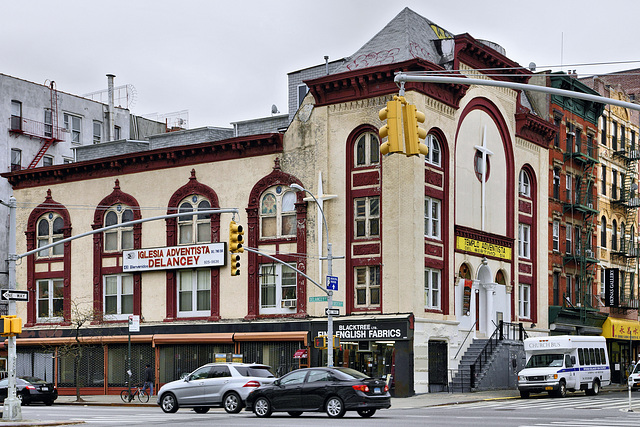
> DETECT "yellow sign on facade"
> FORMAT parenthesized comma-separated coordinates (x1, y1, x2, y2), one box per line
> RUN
(456, 236, 511, 260)
(602, 318, 640, 340)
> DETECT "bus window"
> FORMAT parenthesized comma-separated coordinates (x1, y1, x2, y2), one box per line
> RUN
(578, 348, 584, 365)
(600, 349, 606, 364)
(594, 348, 601, 365)
(584, 348, 591, 365)
(589, 348, 596, 365)
(564, 354, 573, 368)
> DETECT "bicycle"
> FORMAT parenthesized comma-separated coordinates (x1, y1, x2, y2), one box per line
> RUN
(120, 383, 150, 403)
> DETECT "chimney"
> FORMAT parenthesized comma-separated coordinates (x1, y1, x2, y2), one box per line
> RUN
(106, 74, 116, 141)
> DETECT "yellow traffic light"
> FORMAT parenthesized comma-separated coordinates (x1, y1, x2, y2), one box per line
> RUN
(379, 96, 403, 155)
(229, 220, 244, 253)
(403, 103, 428, 156)
(1, 315, 21, 336)
(230, 254, 240, 276)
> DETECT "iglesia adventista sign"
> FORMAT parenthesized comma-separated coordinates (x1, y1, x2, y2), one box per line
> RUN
(122, 243, 226, 272)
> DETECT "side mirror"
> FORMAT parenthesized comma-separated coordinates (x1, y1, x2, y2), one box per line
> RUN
(273, 379, 281, 386)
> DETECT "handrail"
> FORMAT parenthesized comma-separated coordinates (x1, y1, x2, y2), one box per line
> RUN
(454, 320, 477, 359)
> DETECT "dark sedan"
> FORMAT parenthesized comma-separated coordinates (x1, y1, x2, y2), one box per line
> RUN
(0, 376, 58, 405)
(245, 367, 390, 418)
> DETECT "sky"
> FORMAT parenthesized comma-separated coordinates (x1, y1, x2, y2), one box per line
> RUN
(3, 0, 639, 129)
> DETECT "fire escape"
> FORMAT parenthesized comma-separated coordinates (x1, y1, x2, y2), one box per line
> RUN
(8, 81, 64, 169)
(562, 127, 599, 324)
(610, 133, 640, 309)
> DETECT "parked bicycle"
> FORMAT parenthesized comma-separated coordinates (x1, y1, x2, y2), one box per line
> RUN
(120, 383, 150, 403)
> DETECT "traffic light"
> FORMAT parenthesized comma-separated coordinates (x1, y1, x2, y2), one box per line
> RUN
(1, 315, 22, 337)
(314, 335, 327, 349)
(230, 253, 240, 276)
(229, 220, 244, 253)
(379, 96, 403, 155)
(330, 335, 340, 349)
(403, 102, 428, 156)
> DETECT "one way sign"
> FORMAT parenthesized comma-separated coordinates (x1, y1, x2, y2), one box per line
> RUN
(1, 290, 29, 302)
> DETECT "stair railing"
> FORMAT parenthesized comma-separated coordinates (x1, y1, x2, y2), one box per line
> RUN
(454, 320, 477, 360)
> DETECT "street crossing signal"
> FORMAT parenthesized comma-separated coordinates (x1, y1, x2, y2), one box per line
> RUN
(229, 220, 244, 253)
(1, 315, 22, 337)
(403, 103, 428, 156)
(230, 254, 240, 276)
(314, 335, 327, 349)
(379, 96, 403, 155)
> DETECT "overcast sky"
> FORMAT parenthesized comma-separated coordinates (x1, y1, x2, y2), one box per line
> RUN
(3, 1, 639, 129)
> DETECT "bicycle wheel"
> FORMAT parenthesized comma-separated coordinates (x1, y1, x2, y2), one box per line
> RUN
(138, 389, 149, 403)
(120, 390, 131, 403)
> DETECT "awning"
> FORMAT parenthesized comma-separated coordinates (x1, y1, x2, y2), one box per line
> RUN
(601, 318, 640, 340)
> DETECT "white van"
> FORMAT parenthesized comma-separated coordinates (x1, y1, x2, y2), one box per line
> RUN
(517, 335, 610, 398)
(628, 361, 640, 390)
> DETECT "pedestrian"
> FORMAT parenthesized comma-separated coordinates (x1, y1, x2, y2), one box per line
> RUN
(143, 364, 154, 397)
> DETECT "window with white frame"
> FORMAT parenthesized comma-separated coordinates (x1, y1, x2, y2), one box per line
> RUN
(93, 121, 102, 144)
(37, 279, 64, 321)
(37, 213, 64, 258)
(114, 126, 121, 140)
(10, 149, 21, 171)
(354, 265, 380, 308)
(64, 113, 81, 143)
(43, 156, 53, 167)
(259, 263, 297, 314)
(178, 195, 211, 245)
(518, 169, 530, 197)
(424, 197, 441, 239)
(354, 132, 380, 167)
(354, 196, 380, 238)
(424, 268, 441, 310)
(565, 224, 572, 254)
(103, 274, 133, 319)
(297, 84, 308, 107)
(10, 100, 22, 130)
(425, 134, 441, 166)
(44, 109, 53, 138)
(260, 186, 296, 239)
(104, 205, 134, 252)
(566, 174, 572, 203)
(566, 275, 573, 303)
(177, 269, 210, 317)
(519, 223, 531, 258)
(519, 283, 531, 319)
(552, 220, 559, 252)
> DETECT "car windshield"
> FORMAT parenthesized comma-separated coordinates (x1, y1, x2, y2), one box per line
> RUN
(633, 363, 640, 374)
(331, 367, 371, 380)
(525, 354, 565, 368)
(234, 366, 275, 378)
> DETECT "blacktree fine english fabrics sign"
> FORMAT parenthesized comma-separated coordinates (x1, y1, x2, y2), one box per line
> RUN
(123, 243, 226, 272)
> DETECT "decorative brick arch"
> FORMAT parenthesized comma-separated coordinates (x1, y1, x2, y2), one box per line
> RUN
(165, 169, 221, 321)
(245, 158, 307, 319)
(25, 190, 72, 326)
(91, 180, 143, 320)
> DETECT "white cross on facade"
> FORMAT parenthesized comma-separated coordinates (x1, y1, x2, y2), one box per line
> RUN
(474, 126, 493, 231)
(301, 172, 337, 285)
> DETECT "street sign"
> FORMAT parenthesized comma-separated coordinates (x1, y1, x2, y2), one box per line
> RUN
(326, 275, 338, 291)
(309, 296, 328, 302)
(1, 290, 28, 302)
(331, 300, 343, 307)
(325, 308, 340, 316)
(128, 315, 140, 332)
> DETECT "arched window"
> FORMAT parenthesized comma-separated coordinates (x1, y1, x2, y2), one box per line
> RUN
(178, 196, 211, 245)
(601, 216, 607, 248)
(519, 169, 531, 197)
(425, 134, 441, 167)
(354, 132, 380, 167)
(496, 270, 506, 286)
(260, 186, 296, 239)
(612, 219, 618, 251)
(37, 214, 64, 258)
(621, 222, 626, 250)
(104, 205, 134, 252)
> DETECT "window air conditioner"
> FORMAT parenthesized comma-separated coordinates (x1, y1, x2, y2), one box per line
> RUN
(281, 300, 297, 308)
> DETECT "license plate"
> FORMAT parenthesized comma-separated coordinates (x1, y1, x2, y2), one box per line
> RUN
(374, 387, 381, 393)
(41, 387, 48, 391)
(545, 386, 553, 391)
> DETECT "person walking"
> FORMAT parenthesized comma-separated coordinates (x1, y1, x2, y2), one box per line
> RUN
(143, 364, 154, 397)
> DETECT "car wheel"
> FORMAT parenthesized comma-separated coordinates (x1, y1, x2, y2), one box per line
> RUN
(325, 396, 345, 418)
(555, 381, 567, 398)
(357, 408, 376, 417)
(288, 411, 303, 417)
(253, 397, 272, 418)
(586, 380, 600, 396)
(193, 407, 209, 414)
(223, 392, 242, 414)
(160, 393, 179, 413)
(519, 390, 530, 399)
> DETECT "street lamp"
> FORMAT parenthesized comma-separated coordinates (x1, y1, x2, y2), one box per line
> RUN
(290, 183, 336, 368)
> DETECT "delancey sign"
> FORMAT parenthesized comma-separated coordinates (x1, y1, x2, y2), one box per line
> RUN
(123, 243, 226, 272)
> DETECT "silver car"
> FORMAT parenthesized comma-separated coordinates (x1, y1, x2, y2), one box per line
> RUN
(157, 362, 275, 414)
